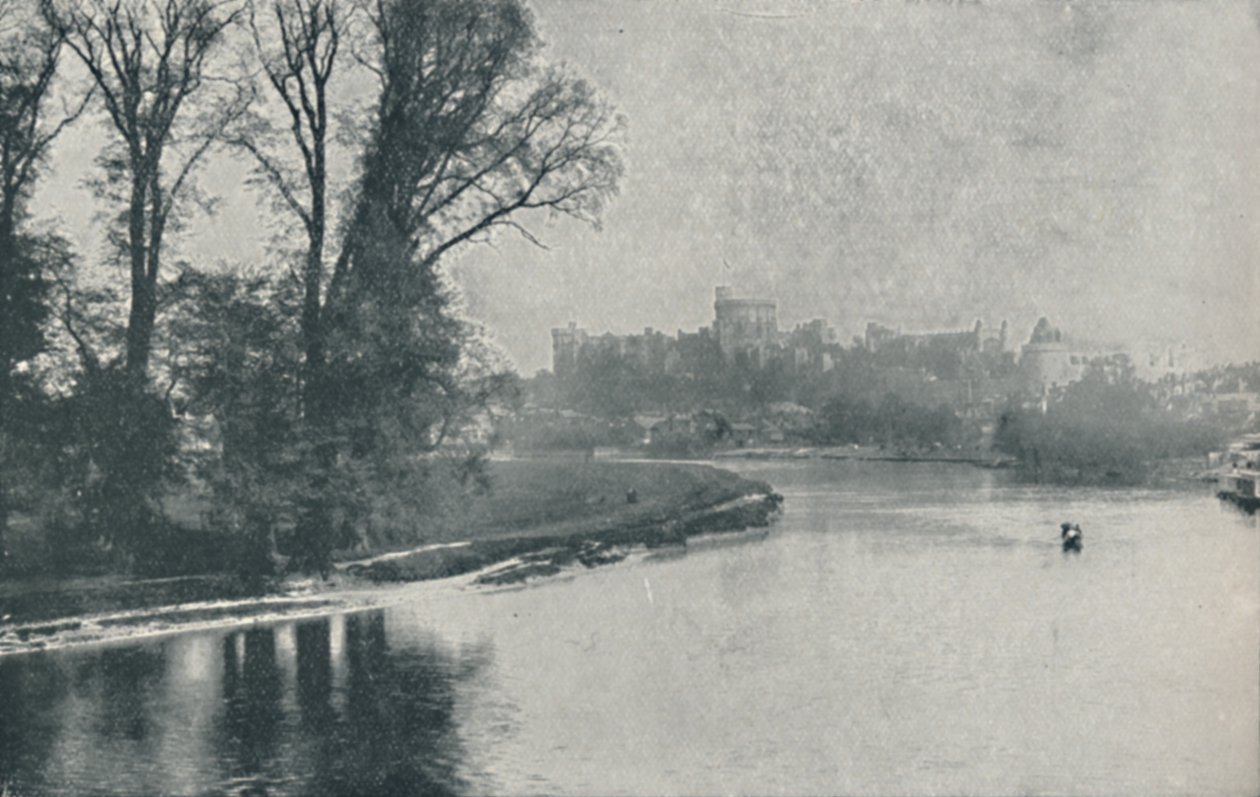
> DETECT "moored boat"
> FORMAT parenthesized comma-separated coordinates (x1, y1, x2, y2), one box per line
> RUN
(1218, 466, 1260, 513)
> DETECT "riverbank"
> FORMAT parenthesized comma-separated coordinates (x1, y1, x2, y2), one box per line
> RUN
(0, 461, 780, 654)
(713, 444, 1016, 468)
(712, 443, 1221, 488)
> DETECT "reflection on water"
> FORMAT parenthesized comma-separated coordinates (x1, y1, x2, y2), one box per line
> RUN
(1, 460, 1257, 796)
(0, 612, 484, 796)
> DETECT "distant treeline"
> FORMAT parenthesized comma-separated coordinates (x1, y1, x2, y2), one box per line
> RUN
(530, 347, 990, 419)
(522, 360, 1236, 484)
(813, 393, 965, 449)
(510, 393, 970, 455)
(995, 371, 1226, 484)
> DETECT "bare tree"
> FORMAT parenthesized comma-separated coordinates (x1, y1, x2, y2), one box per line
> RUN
(242, 0, 622, 395)
(0, 0, 90, 551)
(233, 0, 621, 571)
(333, 0, 623, 296)
(0, 0, 88, 383)
(235, 0, 341, 406)
(325, 0, 623, 464)
(45, 0, 250, 379)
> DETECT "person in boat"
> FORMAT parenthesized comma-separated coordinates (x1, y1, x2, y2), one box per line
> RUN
(1061, 522, 1083, 549)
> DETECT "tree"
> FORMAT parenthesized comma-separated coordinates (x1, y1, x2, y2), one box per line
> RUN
(238, 0, 623, 571)
(53, 365, 183, 561)
(236, 0, 340, 403)
(46, 0, 250, 379)
(994, 371, 1226, 484)
(1, 1, 70, 376)
(166, 269, 304, 574)
(818, 393, 873, 444)
(0, 0, 88, 553)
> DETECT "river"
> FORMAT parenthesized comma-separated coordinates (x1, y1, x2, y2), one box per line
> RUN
(1, 460, 1257, 796)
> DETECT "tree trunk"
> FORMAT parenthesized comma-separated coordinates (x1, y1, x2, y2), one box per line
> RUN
(0, 403, 9, 560)
(124, 174, 152, 378)
(0, 199, 16, 558)
(125, 276, 157, 380)
(301, 209, 326, 409)
(299, 121, 333, 576)
(300, 236, 336, 577)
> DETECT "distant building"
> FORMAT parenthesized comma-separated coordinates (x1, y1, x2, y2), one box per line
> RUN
(551, 322, 683, 377)
(551, 286, 844, 380)
(550, 286, 1183, 412)
(864, 318, 1013, 382)
(1019, 317, 1080, 391)
(551, 322, 588, 378)
(1131, 343, 1200, 382)
(713, 286, 778, 363)
(865, 319, 1006, 357)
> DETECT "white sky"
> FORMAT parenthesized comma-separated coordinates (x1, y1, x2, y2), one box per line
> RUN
(33, 0, 1260, 374)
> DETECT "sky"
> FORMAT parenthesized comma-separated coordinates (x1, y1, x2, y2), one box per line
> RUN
(34, 0, 1260, 374)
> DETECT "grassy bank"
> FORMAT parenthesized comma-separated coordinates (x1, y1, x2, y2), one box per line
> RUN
(340, 459, 780, 585)
(0, 461, 779, 636)
(350, 460, 768, 551)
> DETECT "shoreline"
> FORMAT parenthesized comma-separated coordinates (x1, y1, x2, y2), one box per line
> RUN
(0, 462, 781, 656)
(711, 444, 1015, 468)
(4, 451, 1222, 656)
(711, 445, 1222, 489)
(347, 491, 782, 588)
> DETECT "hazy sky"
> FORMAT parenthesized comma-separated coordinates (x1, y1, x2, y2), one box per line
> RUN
(35, 0, 1260, 374)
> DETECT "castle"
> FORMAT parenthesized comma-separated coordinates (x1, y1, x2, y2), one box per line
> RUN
(553, 287, 844, 379)
(552, 286, 1019, 386)
(549, 287, 1201, 415)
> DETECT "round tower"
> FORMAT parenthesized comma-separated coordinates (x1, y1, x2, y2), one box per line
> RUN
(1019, 317, 1078, 390)
(713, 286, 778, 361)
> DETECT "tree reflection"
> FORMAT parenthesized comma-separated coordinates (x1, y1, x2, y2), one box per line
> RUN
(306, 612, 474, 797)
(0, 652, 71, 794)
(210, 612, 483, 796)
(0, 610, 487, 796)
(218, 627, 285, 785)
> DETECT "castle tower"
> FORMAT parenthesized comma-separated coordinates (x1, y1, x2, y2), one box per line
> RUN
(551, 322, 587, 377)
(713, 286, 778, 362)
(1019, 317, 1079, 391)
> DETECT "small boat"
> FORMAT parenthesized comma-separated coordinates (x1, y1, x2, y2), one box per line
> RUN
(1218, 465, 1260, 514)
(1060, 522, 1083, 553)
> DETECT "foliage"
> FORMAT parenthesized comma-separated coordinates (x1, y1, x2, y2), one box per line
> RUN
(814, 392, 963, 449)
(538, 344, 969, 420)
(48, 367, 184, 562)
(212, 0, 621, 573)
(46, 0, 251, 377)
(0, 0, 89, 553)
(644, 429, 717, 458)
(0, 234, 66, 375)
(0, 0, 621, 579)
(508, 419, 634, 452)
(165, 270, 305, 573)
(995, 370, 1226, 484)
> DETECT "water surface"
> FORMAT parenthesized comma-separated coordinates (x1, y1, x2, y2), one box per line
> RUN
(2, 460, 1257, 796)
